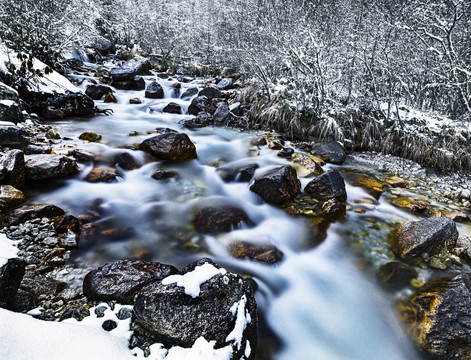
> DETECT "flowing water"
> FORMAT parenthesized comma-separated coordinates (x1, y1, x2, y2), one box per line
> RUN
(25, 69, 442, 359)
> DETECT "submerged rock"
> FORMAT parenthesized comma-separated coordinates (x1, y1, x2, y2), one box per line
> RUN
(230, 241, 283, 264)
(133, 258, 257, 360)
(25, 154, 79, 181)
(0, 258, 26, 308)
(395, 217, 459, 261)
(0, 185, 26, 212)
(250, 165, 301, 205)
(321, 199, 346, 221)
(83, 260, 178, 304)
(310, 141, 346, 165)
(145, 81, 164, 99)
(399, 273, 471, 359)
(305, 169, 347, 202)
(151, 170, 179, 181)
(377, 262, 418, 290)
(140, 132, 197, 161)
(192, 206, 248, 234)
(349, 174, 388, 199)
(114, 152, 140, 170)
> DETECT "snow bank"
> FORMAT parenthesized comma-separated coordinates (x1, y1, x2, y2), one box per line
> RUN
(161, 263, 227, 298)
(0, 233, 21, 267)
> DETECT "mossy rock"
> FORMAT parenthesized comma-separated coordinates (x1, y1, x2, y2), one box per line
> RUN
(385, 175, 408, 188)
(348, 174, 388, 199)
(391, 196, 430, 214)
(103, 92, 117, 103)
(431, 209, 470, 222)
(79, 131, 102, 142)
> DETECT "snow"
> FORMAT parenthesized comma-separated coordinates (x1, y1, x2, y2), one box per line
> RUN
(226, 295, 251, 351)
(0, 99, 17, 107)
(162, 263, 227, 298)
(0, 232, 21, 267)
(245, 341, 252, 358)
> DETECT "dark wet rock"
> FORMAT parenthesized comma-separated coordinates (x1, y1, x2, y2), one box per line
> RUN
(59, 58, 84, 72)
(71, 148, 95, 162)
(102, 320, 118, 331)
(21, 91, 95, 117)
(157, 73, 169, 79)
(110, 61, 140, 81)
(23, 144, 50, 155)
(399, 273, 471, 359)
(251, 137, 267, 146)
(133, 258, 257, 360)
(213, 102, 230, 124)
(95, 306, 107, 318)
(0, 258, 26, 307)
(117, 306, 133, 320)
(7, 288, 38, 313)
(268, 141, 283, 150)
(103, 92, 117, 103)
(218, 164, 259, 183)
(45, 129, 61, 139)
(89, 36, 115, 56)
(198, 86, 224, 100)
(0, 82, 18, 101)
(0, 126, 33, 149)
(2, 204, 65, 226)
(180, 87, 198, 100)
(306, 216, 330, 247)
(20, 271, 66, 300)
(291, 153, 324, 177)
(311, 141, 346, 165)
(305, 169, 347, 202)
(0, 100, 22, 124)
(151, 170, 179, 181)
(321, 199, 346, 221)
(188, 96, 211, 115)
(230, 241, 283, 264)
(177, 75, 193, 83)
(277, 148, 294, 158)
(217, 78, 234, 90)
(377, 262, 418, 290)
(129, 98, 142, 104)
(192, 206, 248, 234)
(180, 112, 212, 129)
(140, 133, 197, 161)
(83, 260, 178, 304)
(42, 106, 65, 119)
(229, 102, 242, 117)
(85, 85, 113, 100)
(25, 154, 79, 181)
(54, 214, 80, 234)
(0, 185, 26, 212)
(395, 217, 459, 261)
(162, 102, 182, 114)
(79, 131, 102, 142)
(0, 149, 25, 187)
(145, 81, 164, 99)
(250, 165, 301, 205)
(60, 304, 90, 321)
(113, 76, 145, 91)
(85, 168, 117, 183)
(114, 152, 140, 170)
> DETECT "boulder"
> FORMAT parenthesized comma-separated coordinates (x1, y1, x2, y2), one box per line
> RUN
(45, 129, 61, 139)
(0, 82, 18, 101)
(2, 204, 65, 226)
(180, 112, 212, 129)
(133, 258, 257, 360)
(112, 76, 145, 91)
(0, 258, 26, 307)
(0, 100, 22, 124)
(399, 273, 471, 359)
(25, 154, 79, 181)
(0, 126, 33, 149)
(0, 149, 25, 187)
(311, 141, 346, 165)
(395, 217, 459, 261)
(85, 168, 117, 183)
(198, 86, 224, 100)
(79, 131, 102, 142)
(21, 91, 95, 118)
(89, 36, 115, 56)
(129, 98, 142, 104)
(235, 164, 259, 182)
(110, 61, 139, 81)
(180, 87, 198, 100)
(217, 78, 234, 90)
(140, 133, 197, 161)
(188, 96, 211, 115)
(145, 81, 164, 99)
(230, 241, 283, 264)
(376, 262, 418, 290)
(162, 102, 182, 114)
(192, 206, 248, 234)
(85, 85, 113, 100)
(305, 169, 347, 202)
(213, 102, 230, 124)
(83, 260, 178, 304)
(0, 185, 26, 212)
(250, 165, 301, 205)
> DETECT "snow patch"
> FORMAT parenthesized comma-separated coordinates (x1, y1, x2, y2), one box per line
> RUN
(0, 232, 21, 267)
(162, 263, 227, 298)
(226, 295, 251, 351)
(0, 99, 17, 107)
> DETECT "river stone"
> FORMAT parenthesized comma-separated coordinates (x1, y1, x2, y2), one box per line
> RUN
(103, 92, 117, 103)
(113, 76, 145, 91)
(85, 85, 113, 100)
(180, 87, 198, 100)
(162, 102, 182, 114)
(399, 273, 471, 359)
(0, 100, 22, 124)
(54, 214, 80, 234)
(395, 217, 459, 261)
(0, 258, 26, 307)
(321, 199, 346, 221)
(391, 196, 429, 214)
(0, 126, 33, 149)
(2, 204, 65, 226)
(0, 185, 26, 212)
(217, 78, 234, 90)
(110, 62, 138, 81)
(198, 86, 224, 100)
(180, 112, 212, 129)
(188, 96, 211, 115)
(20, 270, 66, 300)
(277, 148, 294, 158)
(145, 81, 164, 99)
(377, 262, 418, 290)
(114, 152, 140, 170)
(250, 165, 301, 205)
(85, 168, 117, 183)
(0, 149, 25, 187)
(213, 102, 230, 124)
(140, 133, 197, 161)
(133, 258, 257, 360)
(25, 154, 79, 181)
(83, 260, 178, 304)
(151, 170, 179, 181)
(291, 153, 324, 177)
(310, 141, 346, 165)
(79, 131, 102, 142)
(192, 206, 248, 234)
(230, 241, 283, 264)
(305, 169, 347, 202)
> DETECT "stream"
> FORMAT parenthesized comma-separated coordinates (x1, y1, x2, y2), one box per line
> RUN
(24, 68, 465, 360)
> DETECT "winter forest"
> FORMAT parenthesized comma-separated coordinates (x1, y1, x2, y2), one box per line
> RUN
(1, 1, 471, 360)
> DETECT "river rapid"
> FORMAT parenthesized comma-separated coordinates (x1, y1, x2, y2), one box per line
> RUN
(26, 66, 468, 360)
